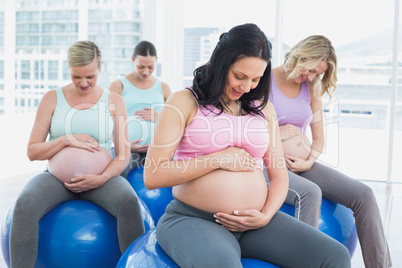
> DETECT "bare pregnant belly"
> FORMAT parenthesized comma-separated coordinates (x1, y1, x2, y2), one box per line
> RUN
(172, 169, 268, 214)
(282, 132, 311, 160)
(48, 147, 112, 183)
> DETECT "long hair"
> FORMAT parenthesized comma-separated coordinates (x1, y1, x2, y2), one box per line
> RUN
(192, 23, 272, 115)
(284, 35, 337, 98)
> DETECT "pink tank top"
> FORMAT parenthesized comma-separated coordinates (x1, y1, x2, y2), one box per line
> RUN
(174, 91, 269, 170)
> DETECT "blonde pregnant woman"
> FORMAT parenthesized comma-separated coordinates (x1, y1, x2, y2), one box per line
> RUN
(9, 41, 145, 268)
(270, 35, 391, 267)
(144, 24, 350, 268)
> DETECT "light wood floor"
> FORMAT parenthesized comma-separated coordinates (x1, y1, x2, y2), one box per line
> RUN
(0, 172, 401, 268)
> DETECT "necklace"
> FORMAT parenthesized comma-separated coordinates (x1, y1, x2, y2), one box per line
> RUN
(221, 99, 242, 116)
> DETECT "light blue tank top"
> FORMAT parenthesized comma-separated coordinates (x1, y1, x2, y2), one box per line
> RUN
(49, 87, 114, 150)
(269, 72, 312, 131)
(120, 77, 164, 145)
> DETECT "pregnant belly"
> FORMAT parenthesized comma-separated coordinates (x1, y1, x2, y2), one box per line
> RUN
(173, 169, 268, 214)
(48, 147, 112, 183)
(282, 132, 311, 160)
(127, 116, 155, 145)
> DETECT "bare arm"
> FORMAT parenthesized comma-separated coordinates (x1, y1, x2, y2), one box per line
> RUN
(27, 90, 66, 161)
(260, 101, 289, 221)
(306, 88, 325, 165)
(99, 92, 130, 179)
(144, 89, 257, 190)
(161, 82, 172, 102)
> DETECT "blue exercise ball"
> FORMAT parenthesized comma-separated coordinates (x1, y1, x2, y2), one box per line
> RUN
(116, 228, 281, 268)
(127, 166, 173, 223)
(122, 168, 357, 267)
(279, 198, 357, 256)
(1, 199, 154, 268)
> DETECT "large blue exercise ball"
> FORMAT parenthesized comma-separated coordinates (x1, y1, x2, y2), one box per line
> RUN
(1, 199, 154, 268)
(279, 198, 358, 256)
(122, 168, 358, 267)
(126, 166, 357, 256)
(116, 228, 281, 268)
(127, 166, 173, 223)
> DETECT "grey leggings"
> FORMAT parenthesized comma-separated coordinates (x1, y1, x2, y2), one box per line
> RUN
(9, 171, 145, 268)
(156, 198, 351, 268)
(283, 162, 392, 268)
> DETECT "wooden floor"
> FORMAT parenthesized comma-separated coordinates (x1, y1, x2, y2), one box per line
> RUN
(0, 172, 401, 268)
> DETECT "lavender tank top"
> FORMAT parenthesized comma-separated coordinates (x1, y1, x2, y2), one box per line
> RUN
(269, 71, 312, 130)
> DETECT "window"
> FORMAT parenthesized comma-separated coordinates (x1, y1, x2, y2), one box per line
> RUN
(48, 60, 58, 80)
(20, 60, 30, 80)
(182, 0, 277, 89)
(282, 0, 397, 182)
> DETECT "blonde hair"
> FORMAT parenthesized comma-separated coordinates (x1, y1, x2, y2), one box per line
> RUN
(284, 35, 337, 98)
(67, 40, 102, 69)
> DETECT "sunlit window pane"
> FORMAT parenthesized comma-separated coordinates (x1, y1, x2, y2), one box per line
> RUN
(183, 0, 276, 89)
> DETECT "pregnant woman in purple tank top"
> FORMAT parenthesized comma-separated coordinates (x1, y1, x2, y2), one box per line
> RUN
(270, 35, 391, 268)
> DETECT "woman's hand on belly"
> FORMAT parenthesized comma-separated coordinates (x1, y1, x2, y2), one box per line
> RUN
(285, 154, 313, 173)
(214, 146, 259, 172)
(213, 208, 270, 232)
(130, 139, 149, 153)
(64, 173, 107, 193)
(279, 124, 301, 141)
(65, 133, 101, 152)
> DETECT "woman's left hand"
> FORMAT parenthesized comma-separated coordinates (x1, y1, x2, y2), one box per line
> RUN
(285, 155, 312, 172)
(213, 209, 270, 232)
(134, 108, 159, 122)
(64, 174, 107, 193)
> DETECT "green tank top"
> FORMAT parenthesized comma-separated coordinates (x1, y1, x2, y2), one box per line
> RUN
(48, 87, 114, 150)
(120, 77, 164, 145)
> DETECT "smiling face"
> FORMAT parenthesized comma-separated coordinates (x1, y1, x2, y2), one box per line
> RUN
(224, 56, 267, 102)
(295, 60, 328, 84)
(70, 58, 100, 94)
(132, 55, 156, 80)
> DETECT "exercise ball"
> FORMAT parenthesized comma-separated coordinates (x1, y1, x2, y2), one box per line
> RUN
(279, 198, 358, 256)
(116, 228, 281, 268)
(1, 199, 154, 268)
(122, 168, 357, 267)
(127, 166, 173, 223)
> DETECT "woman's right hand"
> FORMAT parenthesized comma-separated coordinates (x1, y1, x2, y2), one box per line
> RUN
(65, 133, 100, 152)
(279, 124, 301, 141)
(130, 139, 149, 153)
(216, 146, 257, 172)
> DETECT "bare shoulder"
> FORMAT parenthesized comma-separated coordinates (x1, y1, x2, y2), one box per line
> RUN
(259, 100, 277, 120)
(39, 89, 57, 109)
(32, 89, 58, 121)
(164, 88, 198, 120)
(161, 81, 172, 100)
(108, 79, 123, 94)
(108, 90, 124, 105)
(161, 81, 170, 90)
(167, 88, 196, 106)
